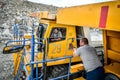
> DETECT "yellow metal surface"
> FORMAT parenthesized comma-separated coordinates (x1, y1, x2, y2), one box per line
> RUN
(29, 11, 56, 20)
(24, 34, 31, 39)
(105, 62, 120, 78)
(29, 12, 40, 18)
(103, 30, 108, 64)
(107, 31, 120, 53)
(103, 30, 120, 78)
(103, 30, 120, 63)
(107, 50, 120, 62)
(39, 11, 49, 18)
(57, 1, 120, 31)
(39, 11, 56, 20)
(13, 50, 24, 76)
(70, 63, 84, 73)
(74, 77, 86, 80)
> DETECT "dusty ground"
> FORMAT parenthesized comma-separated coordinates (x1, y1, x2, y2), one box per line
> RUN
(0, 43, 14, 80)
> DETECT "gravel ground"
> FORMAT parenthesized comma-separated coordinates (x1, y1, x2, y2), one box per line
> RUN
(0, 43, 14, 80)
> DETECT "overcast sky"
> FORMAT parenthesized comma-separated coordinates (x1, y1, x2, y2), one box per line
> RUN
(28, 0, 112, 7)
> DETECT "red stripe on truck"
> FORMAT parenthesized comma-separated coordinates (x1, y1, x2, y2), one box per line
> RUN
(99, 6, 109, 28)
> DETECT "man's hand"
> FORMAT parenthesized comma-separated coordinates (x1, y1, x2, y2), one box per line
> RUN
(51, 38, 61, 41)
(73, 47, 76, 51)
(73, 47, 78, 57)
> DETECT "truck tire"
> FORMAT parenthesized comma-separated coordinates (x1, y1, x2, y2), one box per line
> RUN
(105, 73, 120, 80)
(48, 65, 72, 80)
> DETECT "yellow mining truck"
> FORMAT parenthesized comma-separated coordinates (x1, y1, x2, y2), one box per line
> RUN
(3, 0, 120, 80)
(3, 10, 88, 80)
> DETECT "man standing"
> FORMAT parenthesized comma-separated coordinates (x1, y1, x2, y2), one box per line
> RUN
(73, 38, 105, 80)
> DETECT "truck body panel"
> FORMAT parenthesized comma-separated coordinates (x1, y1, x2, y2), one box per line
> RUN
(57, 1, 120, 31)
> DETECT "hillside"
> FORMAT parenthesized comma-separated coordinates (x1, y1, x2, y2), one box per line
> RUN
(0, 0, 59, 40)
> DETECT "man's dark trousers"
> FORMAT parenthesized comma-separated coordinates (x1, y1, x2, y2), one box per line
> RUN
(87, 67, 105, 80)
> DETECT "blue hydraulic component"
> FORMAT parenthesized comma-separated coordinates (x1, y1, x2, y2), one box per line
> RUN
(30, 33, 44, 80)
(31, 34, 35, 79)
(23, 38, 26, 55)
(36, 63, 38, 80)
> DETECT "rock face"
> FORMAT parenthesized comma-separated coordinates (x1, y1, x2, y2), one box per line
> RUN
(0, 0, 58, 79)
(0, 0, 59, 41)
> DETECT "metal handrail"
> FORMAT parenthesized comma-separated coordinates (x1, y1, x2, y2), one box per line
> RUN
(24, 56, 73, 80)
(26, 56, 73, 65)
(5, 39, 30, 46)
